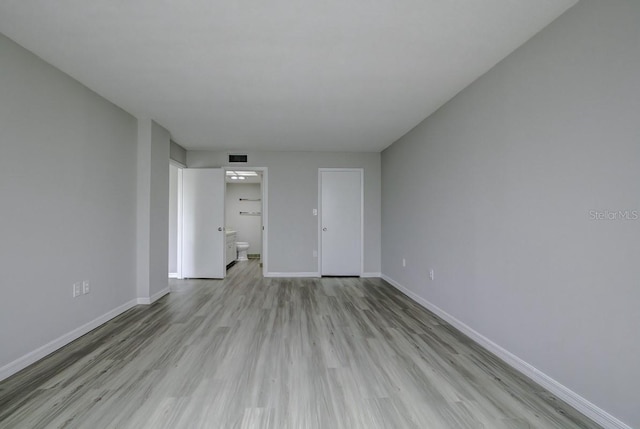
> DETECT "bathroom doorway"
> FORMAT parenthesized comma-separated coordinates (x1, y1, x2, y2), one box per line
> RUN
(224, 167, 268, 276)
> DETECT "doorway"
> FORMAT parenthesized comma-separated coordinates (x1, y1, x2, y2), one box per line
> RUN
(175, 166, 269, 279)
(224, 167, 268, 276)
(318, 168, 363, 276)
(225, 169, 264, 269)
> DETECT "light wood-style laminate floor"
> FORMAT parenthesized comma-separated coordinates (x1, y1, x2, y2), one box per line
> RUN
(0, 260, 600, 428)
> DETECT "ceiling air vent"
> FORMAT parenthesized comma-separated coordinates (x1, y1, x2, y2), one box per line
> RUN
(228, 154, 248, 163)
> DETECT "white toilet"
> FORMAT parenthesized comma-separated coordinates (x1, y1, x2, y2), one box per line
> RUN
(236, 242, 250, 261)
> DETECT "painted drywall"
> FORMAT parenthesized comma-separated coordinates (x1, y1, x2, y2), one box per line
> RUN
(136, 120, 151, 297)
(188, 151, 381, 275)
(136, 119, 170, 300)
(0, 33, 138, 369)
(168, 164, 179, 274)
(226, 183, 262, 256)
(381, 0, 640, 427)
(170, 140, 187, 166)
(149, 122, 170, 297)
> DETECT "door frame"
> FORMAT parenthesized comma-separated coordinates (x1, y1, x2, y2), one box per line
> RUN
(170, 159, 186, 280)
(318, 168, 364, 277)
(223, 166, 269, 277)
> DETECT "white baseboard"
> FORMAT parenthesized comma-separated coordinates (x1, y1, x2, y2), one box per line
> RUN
(263, 272, 382, 278)
(361, 272, 381, 278)
(137, 287, 170, 305)
(168, 273, 178, 279)
(151, 287, 170, 303)
(381, 274, 631, 429)
(0, 298, 139, 382)
(264, 272, 320, 278)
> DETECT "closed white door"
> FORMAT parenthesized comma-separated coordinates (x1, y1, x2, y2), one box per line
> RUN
(182, 168, 225, 278)
(320, 169, 362, 276)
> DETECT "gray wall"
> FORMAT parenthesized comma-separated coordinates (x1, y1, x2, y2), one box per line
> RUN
(188, 151, 381, 274)
(149, 122, 170, 297)
(136, 119, 170, 299)
(226, 183, 262, 256)
(381, 1, 640, 427)
(0, 34, 138, 368)
(168, 164, 179, 274)
(170, 140, 187, 166)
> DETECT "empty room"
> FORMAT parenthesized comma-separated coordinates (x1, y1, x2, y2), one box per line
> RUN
(0, 0, 638, 428)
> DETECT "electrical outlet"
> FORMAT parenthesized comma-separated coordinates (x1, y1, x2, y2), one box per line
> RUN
(312, 208, 318, 216)
(429, 269, 434, 280)
(82, 281, 90, 294)
(402, 258, 406, 267)
(73, 282, 82, 298)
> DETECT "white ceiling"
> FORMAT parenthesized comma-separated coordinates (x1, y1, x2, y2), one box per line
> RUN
(0, 0, 576, 152)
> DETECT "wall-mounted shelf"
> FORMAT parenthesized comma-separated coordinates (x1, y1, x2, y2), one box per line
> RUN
(239, 198, 261, 201)
(240, 211, 261, 216)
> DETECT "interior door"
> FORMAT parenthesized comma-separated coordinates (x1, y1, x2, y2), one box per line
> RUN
(320, 169, 362, 276)
(182, 168, 225, 278)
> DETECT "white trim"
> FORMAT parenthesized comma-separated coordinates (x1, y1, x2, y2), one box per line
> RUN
(169, 273, 178, 279)
(264, 272, 320, 278)
(360, 170, 364, 277)
(222, 170, 227, 279)
(0, 298, 139, 382)
(137, 287, 170, 305)
(361, 272, 381, 278)
(381, 274, 631, 429)
(318, 168, 364, 277)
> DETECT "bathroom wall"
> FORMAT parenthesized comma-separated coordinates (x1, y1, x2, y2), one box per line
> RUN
(226, 183, 262, 257)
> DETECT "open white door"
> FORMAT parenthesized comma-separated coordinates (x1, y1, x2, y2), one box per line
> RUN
(182, 168, 225, 278)
(320, 169, 363, 276)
